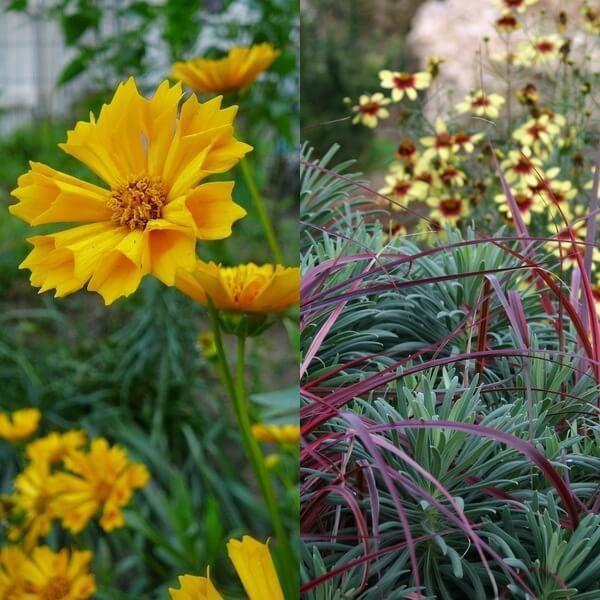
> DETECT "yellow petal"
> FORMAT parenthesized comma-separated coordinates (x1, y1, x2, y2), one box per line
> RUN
(145, 220, 197, 286)
(183, 181, 246, 239)
(169, 574, 223, 600)
(227, 536, 284, 600)
(10, 162, 111, 225)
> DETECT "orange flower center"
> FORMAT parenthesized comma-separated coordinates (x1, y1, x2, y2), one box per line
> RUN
(108, 176, 167, 230)
(95, 480, 114, 502)
(41, 576, 71, 600)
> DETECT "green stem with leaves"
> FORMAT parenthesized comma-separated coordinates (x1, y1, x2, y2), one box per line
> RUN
(207, 302, 297, 599)
(240, 158, 284, 264)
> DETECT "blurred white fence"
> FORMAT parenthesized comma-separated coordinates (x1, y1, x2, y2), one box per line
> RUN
(0, 5, 90, 134)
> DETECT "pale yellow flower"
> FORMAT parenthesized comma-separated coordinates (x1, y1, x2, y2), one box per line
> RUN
(378, 70, 431, 102)
(378, 165, 428, 205)
(352, 93, 391, 128)
(455, 90, 505, 119)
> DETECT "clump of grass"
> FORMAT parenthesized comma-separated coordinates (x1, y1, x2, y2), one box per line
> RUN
(300, 144, 600, 599)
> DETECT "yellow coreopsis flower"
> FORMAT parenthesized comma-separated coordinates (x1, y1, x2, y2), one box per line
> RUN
(9, 461, 63, 547)
(54, 438, 149, 533)
(0, 546, 26, 598)
(455, 90, 505, 119)
(20, 546, 95, 599)
(26, 430, 87, 467)
(378, 69, 431, 102)
(175, 262, 300, 314)
(9, 78, 251, 305)
(518, 35, 563, 65)
(171, 43, 280, 94)
(501, 150, 543, 185)
(169, 536, 284, 600)
(513, 115, 562, 155)
(527, 167, 576, 218)
(582, 4, 600, 34)
(427, 195, 470, 226)
(351, 93, 391, 128)
(251, 423, 300, 444)
(494, 186, 543, 225)
(378, 165, 428, 205)
(420, 118, 459, 162)
(0, 408, 41, 442)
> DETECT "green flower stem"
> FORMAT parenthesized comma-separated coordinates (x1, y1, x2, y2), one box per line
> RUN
(207, 303, 297, 598)
(240, 158, 284, 265)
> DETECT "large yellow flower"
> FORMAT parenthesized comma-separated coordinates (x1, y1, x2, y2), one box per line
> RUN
(20, 546, 95, 599)
(169, 536, 284, 600)
(174, 262, 300, 313)
(0, 408, 41, 442)
(54, 438, 149, 533)
(9, 78, 251, 305)
(9, 461, 63, 548)
(171, 43, 280, 94)
(0, 546, 27, 598)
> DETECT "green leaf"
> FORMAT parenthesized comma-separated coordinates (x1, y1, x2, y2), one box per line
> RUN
(57, 52, 91, 85)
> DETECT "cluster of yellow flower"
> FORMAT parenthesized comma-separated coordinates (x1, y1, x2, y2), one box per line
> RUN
(0, 409, 148, 598)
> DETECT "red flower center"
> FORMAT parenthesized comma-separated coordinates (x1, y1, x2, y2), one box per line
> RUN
(454, 131, 471, 146)
(513, 158, 534, 174)
(435, 132, 453, 148)
(440, 198, 462, 216)
(536, 41, 556, 54)
(396, 139, 416, 158)
(360, 101, 380, 115)
(472, 96, 491, 107)
(527, 123, 546, 139)
(504, 0, 524, 6)
(497, 14, 518, 29)
(393, 73, 415, 89)
(394, 182, 411, 197)
(514, 193, 533, 211)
